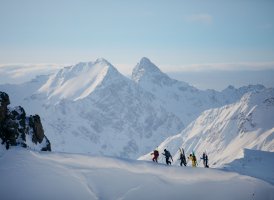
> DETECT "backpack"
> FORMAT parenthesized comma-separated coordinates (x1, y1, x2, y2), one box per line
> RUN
(193, 155, 197, 162)
(154, 150, 159, 157)
(166, 150, 171, 158)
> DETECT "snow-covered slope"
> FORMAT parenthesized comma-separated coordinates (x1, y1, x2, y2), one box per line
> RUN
(38, 58, 119, 103)
(42, 72, 183, 158)
(0, 148, 273, 200)
(132, 57, 266, 126)
(139, 89, 274, 167)
(1, 58, 183, 158)
(0, 57, 270, 160)
(224, 149, 274, 185)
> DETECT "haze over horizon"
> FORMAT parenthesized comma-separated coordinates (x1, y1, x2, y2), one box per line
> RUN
(0, 0, 273, 89)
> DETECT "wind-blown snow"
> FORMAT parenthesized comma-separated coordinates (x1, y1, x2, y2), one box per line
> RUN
(0, 64, 62, 85)
(38, 58, 119, 103)
(0, 148, 273, 200)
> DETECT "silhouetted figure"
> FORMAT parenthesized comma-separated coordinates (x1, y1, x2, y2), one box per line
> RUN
(162, 149, 173, 165)
(151, 149, 159, 162)
(179, 148, 187, 166)
(201, 152, 209, 168)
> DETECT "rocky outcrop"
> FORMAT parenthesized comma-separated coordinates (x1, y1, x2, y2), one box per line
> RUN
(0, 91, 51, 151)
(29, 114, 51, 151)
(0, 92, 10, 122)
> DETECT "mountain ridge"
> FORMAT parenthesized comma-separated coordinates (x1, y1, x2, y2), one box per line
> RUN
(38, 58, 122, 103)
(0, 57, 272, 160)
(139, 88, 274, 167)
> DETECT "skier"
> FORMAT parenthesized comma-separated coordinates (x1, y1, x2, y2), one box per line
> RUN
(162, 149, 173, 165)
(188, 152, 197, 167)
(151, 149, 159, 163)
(192, 152, 197, 167)
(179, 148, 187, 166)
(201, 152, 209, 168)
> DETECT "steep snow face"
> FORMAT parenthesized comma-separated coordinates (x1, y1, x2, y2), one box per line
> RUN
(38, 58, 119, 103)
(0, 58, 185, 158)
(43, 71, 183, 158)
(0, 57, 270, 160)
(139, 89, 274, 167)
(132, 58, 203, 125)
(132, 58, 266, 126)
(6, 58, 182, 158)
(1, 148, 273, 200)
(220, 84, 266, 105)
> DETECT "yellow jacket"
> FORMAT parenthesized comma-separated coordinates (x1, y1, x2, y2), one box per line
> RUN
(188, 155, 197, 167)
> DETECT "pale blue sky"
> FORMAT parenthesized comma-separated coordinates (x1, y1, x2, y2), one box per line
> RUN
(0, 0, 274, 89)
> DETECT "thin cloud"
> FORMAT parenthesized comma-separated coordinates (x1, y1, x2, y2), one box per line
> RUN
(185, 14, 213, 25)
(162, 62, 274, 72)
(0, 64, 64, 84)
(0, 64, 62, 77)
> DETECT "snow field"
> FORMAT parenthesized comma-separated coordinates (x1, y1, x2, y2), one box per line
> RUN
(0, 148, 273, 200)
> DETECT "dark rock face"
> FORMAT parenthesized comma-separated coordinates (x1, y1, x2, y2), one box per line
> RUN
(29, 115, 44, 144)
(0, 91, 51, 151)
(28, 114, 51, 151)
(0, 92, 10, 122)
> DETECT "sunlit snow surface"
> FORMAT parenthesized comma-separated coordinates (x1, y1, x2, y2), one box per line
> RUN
(224, 149, 274, 185)
(0, 147, 273, 200)
(140, 89, 274, 167)
(0, 58, 272, 160)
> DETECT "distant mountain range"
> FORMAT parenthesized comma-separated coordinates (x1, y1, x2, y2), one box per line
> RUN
(0, 57, 271, 161)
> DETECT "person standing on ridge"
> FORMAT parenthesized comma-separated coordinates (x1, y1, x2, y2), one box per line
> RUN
(151, 148, 159, 163)
(201, 152, 209, 168)
(162, 149, 173, 165)
(179, 148, 187, 166)
(188, 152, 197, 167)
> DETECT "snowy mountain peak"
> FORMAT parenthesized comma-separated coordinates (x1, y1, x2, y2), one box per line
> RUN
(132, 57, 165, 83)
(139, 57, 158, 70)
(38, 58, 121, 102)
(94, 57, 113, 66)
(131, 57, 192, 90)
(61, 58, 115, 77)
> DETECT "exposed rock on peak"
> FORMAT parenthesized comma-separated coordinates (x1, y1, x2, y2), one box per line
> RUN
(94, 57, 112, 65)
(138, 57, 161, 72)
(132, 57, 165, 83)
(132, 57, 180, 89)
